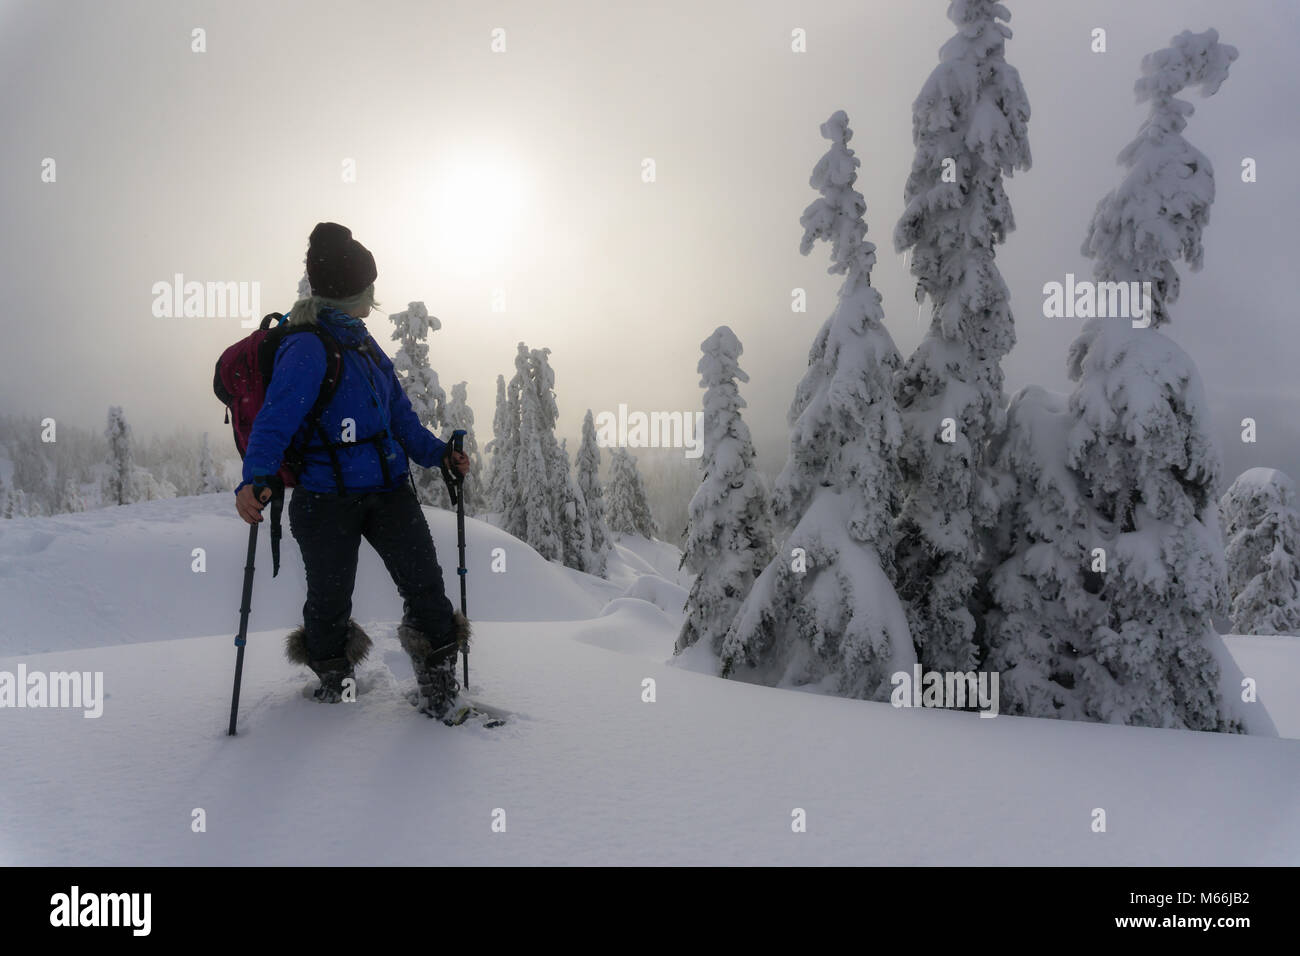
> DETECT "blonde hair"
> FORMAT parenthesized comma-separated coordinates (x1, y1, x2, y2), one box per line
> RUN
(287, 283, 380, 326)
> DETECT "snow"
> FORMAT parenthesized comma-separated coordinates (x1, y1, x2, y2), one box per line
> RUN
(1, 497, 1297, 864)
(0, 495, 603, 656)
(1081, 29, 1237, 327)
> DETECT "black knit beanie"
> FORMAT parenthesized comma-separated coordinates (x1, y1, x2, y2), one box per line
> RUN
(305, 222, 377, 299)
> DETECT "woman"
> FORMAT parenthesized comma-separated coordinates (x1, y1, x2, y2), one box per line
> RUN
(235, 222, 471, 720)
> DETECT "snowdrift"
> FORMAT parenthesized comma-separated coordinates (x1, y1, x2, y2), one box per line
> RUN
(0, 497, 1297, 865)
(0, 494, 606, 656)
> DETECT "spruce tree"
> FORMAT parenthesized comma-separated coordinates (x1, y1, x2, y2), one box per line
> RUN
(444, 382, 485, 515)
(389, 302, 447, 504)
(509, 344, 563, 560)
(984, 386, 1102, 719)
(58, 477, 85, 514)
(576, 409, 612, 577)
(1064, 29, 1238, 730)
(1081, 29, 1237, 328)
(720, 111, 912, 699)
(103, 406, 134, 506)
(677, 326, 773, 655)
(1220, 468, 1300, 636)
(606, 448, 658, 538)
(555, 437, 595, 572)
(197, 432, 225, 494)
(891, 0, 1032, 673)
(485, 375, 513, 516)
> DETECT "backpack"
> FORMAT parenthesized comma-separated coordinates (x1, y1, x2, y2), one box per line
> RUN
(213, 312, 345, 574)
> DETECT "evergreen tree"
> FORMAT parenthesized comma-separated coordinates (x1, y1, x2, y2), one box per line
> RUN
(103, 406, 134, 506)
(1062, 28, 1238, 732)
(57, 477, 85, 514)
(197, 432, 225, 494)
(500, 363, 529, 540)
(443, 382, 486, 515)
(389, 302, 448, 504)
(1220, 468, 1300, 636)
(891, 0, 1032, 673)
(485, 374, 514, 516)
(555, 437, 595, 572)
(606, 448, 658, 538)
(720, 111, 912, 699)
(509, 343, 563, 560)
(984, 387, 1102, 719)
(11, 432, 53, 514)
(576, 409, 612, 577)
(677, 326, 773, 655)
(1081, 29, 1237, 328)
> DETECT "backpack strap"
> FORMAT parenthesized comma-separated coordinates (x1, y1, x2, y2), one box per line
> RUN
(274, 326, 348, 493)
(274, 324, 394, 496)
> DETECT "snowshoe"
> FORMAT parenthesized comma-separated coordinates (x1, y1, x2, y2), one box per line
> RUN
(307, 656, 354, 703)
(398, 617, 467, 722)
(404, 689, 508, 728)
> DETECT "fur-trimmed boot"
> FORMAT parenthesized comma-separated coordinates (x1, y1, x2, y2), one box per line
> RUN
(285, 619, 372, 703)
(399, 612, 470, 721)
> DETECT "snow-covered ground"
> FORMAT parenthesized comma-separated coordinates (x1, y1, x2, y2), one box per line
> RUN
(0, 496, 1297, 864)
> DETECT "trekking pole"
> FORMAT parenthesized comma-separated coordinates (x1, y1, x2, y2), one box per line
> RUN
(440, 430, 470, 689)
(228, 520, 260, 736)
(228, 482, 279, 735)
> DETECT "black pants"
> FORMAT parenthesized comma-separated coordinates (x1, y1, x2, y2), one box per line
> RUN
(288, 483, 456, 661)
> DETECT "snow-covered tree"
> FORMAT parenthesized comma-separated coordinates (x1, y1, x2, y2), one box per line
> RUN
(102, 406, 134, 506)
(484, 374, 514, 515)
(133, 468, 177, 501)
(676, 326, 773, 655)
(555, 437, 595, 573)
(576, 409, 612, 577)
(1065, 322, 1234, 730)
(1220, 468, 1300, 636)
(891, 0, 1032, 674)
(525, 347, 587, 568)
(389, 302, 447, 504)
(197, 432, 225, 494)
(605, 448, 658, 538)
(10, 432, 53, 514)
(57, 477, 85, 514)
(443, 382, 486, 515)
(1056, 28, 1239, 732)
(498, 366, 529, 539)
(719, 110, 913, 699)
(501, 343, 564, 561)
(983, 387, 1103, 719)
(1081, 29, 1238, 328)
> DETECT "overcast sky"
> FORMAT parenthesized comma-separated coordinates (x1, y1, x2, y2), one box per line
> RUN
(1, 0, 1297, 484)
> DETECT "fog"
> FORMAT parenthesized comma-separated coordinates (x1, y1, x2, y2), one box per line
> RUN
(1, 0, 1296, 486)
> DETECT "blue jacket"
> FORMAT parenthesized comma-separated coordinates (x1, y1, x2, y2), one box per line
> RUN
(239, 310, 446, 494)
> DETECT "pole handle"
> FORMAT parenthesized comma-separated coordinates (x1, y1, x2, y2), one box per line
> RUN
(439, 429, 468, 503)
